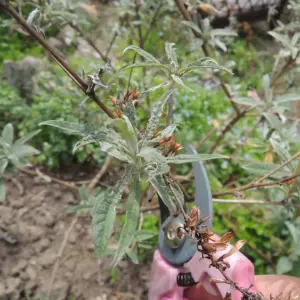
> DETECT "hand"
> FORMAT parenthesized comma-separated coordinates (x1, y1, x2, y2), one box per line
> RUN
(184, 275, 300, 300)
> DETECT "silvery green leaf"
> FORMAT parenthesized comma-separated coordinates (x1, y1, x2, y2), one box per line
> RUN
(122, 45, 161, 64)
(270, 139, 296, 172)
(181, 21, 202, 34)
(39, 120, 101, 136)
(263, 74, 273, 103)
(140, 89, 174, 147)
(111, 178, 141, 267)
(139, 147, 169, 178)
(12, 145, 40, 158)
(166, 153, 227, 164)
(126, 248, 139, 264)
(171, 74, 193, 92)
(122, 62, 169, 74)
(178, 57, 232, 76)
(269, 31, 291, 48)
(150, 176, 177, 214)
(92, 166, 133, 260)
(211, 28, 237, 36)
(0, 159, 8, 174)
(123, 103, 136, 129)
(285, 221, 299, 244)
(2, 123, 14, 146)
(165, 42, 178, 71)
(27, 8, 40, 25)
(14, 130, 41, 147)
(263, 113, 281, 131)
(0, 178, 5, 201)
(79, 185, 89, 203)
(135, 230, 157, 242)
(142, 82, 170, 94)
(100, 142, 134, 163)
(276, 256, 293, 274)
(275, 94, 300, 103)
(232, 97, 260, 107)
(67, 204, 92, 214)
(111, 116, 138, 156)
(242, 162, 290, 179)
(291, 33, 300, 46)
(214, 38, 227, 52)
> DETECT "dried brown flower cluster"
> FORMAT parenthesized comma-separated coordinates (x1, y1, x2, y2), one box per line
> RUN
(152, 133, 183, 155)
(109, 89, 140, 118)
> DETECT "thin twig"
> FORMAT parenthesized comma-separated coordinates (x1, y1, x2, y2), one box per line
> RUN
(212, 198, 300, 208)
(1, 3, 115, 119)
(87, 156, 112, 191)
(47, 216, 78, 300)
(105, 31, 118, 58)
(17, 166, 79, 193)
(257, 151, 300, 183)
(213, 171, 300, 197)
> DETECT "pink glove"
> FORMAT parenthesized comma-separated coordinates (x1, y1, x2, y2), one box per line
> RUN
(149, 237, 256, 300)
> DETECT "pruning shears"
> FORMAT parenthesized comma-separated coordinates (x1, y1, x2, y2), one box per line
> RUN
(149, 145, 256, 300)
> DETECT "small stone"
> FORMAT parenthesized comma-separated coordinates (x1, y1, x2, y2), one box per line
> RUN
(34, 238, 50, 253)
(26, 265, 37, 280)
(11, 259, 27, 275)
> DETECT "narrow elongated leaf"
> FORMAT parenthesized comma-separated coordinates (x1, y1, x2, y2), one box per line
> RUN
(171, 74, 193, 92)
(269, 32, 291, 48)
(212, 29, 237, 36)
(178, 57, 232, 75)
(165, 43, 178, 71)
(79, 185, 89, 203)
(140, 89, 174, 147)
(150, 176, 177, 214)
(100, 142, 134, 163)
(14, 130, 41, 146)
(0, 159, 8, 174)
(166, 153, 227, 164)
(275, 94, 300, 103)
(27, 8, 40, 25)
(39, 120, 101, 136)
(263, 74, 273, 103)
(123, 103, 136, 129)
(181, 21, 202, 34)
(2, 123, 14, 146)
(142, 82, 170, 94)
(232, 97, 260, 107)
(0, 178, 5, 201)
(92, 166, 133, 260)
(126, 248, 139, 264)
(263, 113, 281, 131)
(270, 139, 296, 172)
(12, 145, 40, 158)
(111, 178, 141, 267)
(242, 163, 290, 179)
(135, 230, 157, 242)
(122, 45, 161, 64)
(122, 62, 169, 74)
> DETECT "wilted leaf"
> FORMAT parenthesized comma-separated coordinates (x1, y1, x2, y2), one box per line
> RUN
(166, 153, 227, 164)
(2, 123, 14, 146)
(111, 178, 141, 267)
(123, 45, 161, 64)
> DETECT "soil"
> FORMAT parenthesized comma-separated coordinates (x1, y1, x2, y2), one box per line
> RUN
(0, 170, 151, 300)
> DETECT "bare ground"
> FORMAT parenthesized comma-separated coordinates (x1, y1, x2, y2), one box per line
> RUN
(0, 170, 151, 300)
